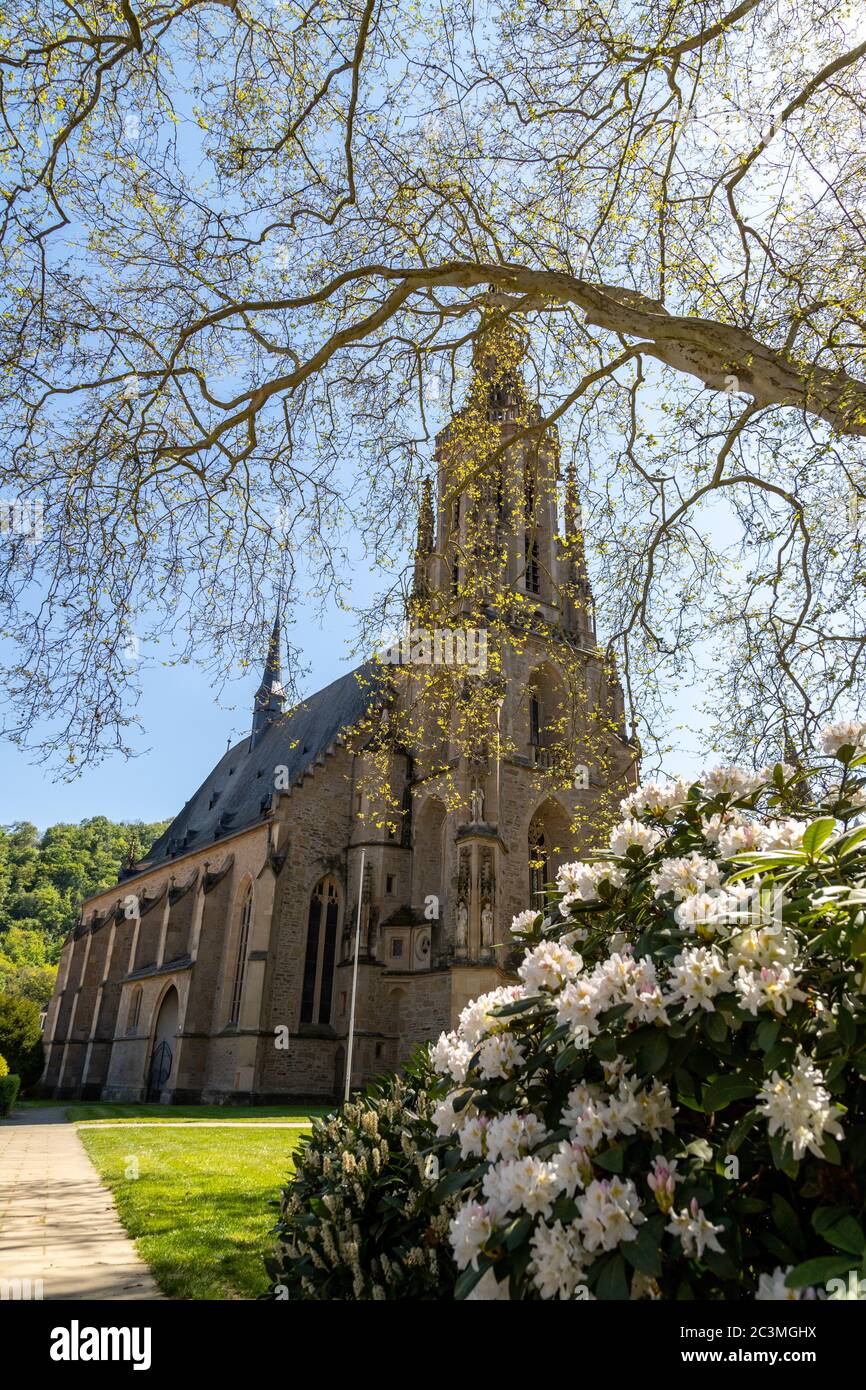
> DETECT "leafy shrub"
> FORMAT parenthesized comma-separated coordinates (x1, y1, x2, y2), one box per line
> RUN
(284, 724, 866, 1300)
(266, 1055, 458, 1300)
(0, 1073, 20, 1117)
(0, 1053, 7, 1077)
(431, 724, 866, 1299)
(0, 993, 44, 1088)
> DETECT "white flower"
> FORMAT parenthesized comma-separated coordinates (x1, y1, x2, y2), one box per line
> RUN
(636, 1079, 677, 1138)
(485, 1110, 546, 1163)
(624, 956, 670, 1025)
(562, 1081, 610, 1150)
(756, 1266, 817, 1301)
(666, 945, 731, 1013)
(556, 976, 603, 1038)
(457, 985, 524, 1047)
(604, 1082, 644, 1137)
(449, 1202, 492, 1270)
(701, 809, 749, 845)
(550, 1141, 592, 1195)
(430, 1030, 473, 1082)
(518, 940, 583, 993)
(820, 720, 866, 757)
(529, 1219, 588, 1300)
(557, 860, 624, 903)
(757, 1051, 845, 1160)
(466, 1267, 511, 1300)
(458, 1115, 487, 1159)
(710, 878, 783, 931)
(477, 1032, 525, 1081)
(728, 926, 798, 971)
(674, 891, 729, 932)
(762, 818, 810, 850)
(667, 1198, 724, 1258)
(576, 1177, 645, 1252)
(608, 818, 665, 857)
(652, 853, 722, 902)
(592, 950, 640, 1005)
(482, 1156, 560, 1220)
(511, 909, 539, 936)
(734, 964, 806, 1017)
(702, 765, 764, 798)
(620, 778, 692, 820)
(432, 1094, 460, 1137)
(716, 821, 773, 859)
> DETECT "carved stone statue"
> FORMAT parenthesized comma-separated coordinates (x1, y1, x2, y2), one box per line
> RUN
(481, 902, 494, 948)
(456, 899, 469, 950)
(470, 783, 484, 824)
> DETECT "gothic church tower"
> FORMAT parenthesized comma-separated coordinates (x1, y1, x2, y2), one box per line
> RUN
(41, 319, 638, 1104)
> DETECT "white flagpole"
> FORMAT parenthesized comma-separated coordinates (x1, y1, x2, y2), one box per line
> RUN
(344, 849, 366, 1105)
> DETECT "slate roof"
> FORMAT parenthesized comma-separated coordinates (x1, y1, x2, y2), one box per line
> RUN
(139, 661, 384, 869)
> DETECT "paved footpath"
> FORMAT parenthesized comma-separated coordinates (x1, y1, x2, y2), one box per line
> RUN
(0, 1107, 163, 1300)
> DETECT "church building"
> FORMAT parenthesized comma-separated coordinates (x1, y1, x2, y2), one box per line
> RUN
(41, 329, 638, 1102)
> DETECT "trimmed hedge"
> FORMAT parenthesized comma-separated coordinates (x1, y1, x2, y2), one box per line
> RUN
(0, 1073, 20, 1117)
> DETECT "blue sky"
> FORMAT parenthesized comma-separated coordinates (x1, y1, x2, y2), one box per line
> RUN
(0, 569, 379, 832)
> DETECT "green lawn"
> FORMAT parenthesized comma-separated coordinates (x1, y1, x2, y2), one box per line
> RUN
(14, 1097, 70, 1108)
(79, 1123, 309, 1299)
(66, 1101, 333, 1123)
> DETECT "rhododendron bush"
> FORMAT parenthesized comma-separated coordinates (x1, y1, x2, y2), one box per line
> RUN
(434, 724, 866, 1300)
(274, 723, 866, 1300)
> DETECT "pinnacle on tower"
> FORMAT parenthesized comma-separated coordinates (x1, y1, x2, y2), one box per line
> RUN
(564, 459, 590, 590)
(412, 477, 435, 600)
(250, 601, 285, 749)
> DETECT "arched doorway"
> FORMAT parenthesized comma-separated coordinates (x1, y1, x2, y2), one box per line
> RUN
(147, 986, 178, 1101)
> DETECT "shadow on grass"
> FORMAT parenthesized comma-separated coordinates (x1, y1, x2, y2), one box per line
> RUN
(80, 1126, 307, 1300)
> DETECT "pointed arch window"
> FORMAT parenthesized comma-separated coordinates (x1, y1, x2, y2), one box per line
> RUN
(529, 817, 548, 906)
(525, 535, 541, 594)
(530, 692, 541, 748)
(300, 877, 339, 1025)
(228, 885, 253, 1025)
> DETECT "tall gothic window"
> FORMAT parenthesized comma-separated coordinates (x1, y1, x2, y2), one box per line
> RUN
(300, 877, 339, 1025)
(525, 535, 540, 593)
(529, 818, 548, 906)
(228, 885, 253, 1025)
(530, 692, 541, 747)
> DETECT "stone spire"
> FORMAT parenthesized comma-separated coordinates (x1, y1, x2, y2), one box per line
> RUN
(250, 602, 285, 749)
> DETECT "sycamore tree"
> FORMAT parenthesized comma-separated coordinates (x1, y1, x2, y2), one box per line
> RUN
(0, 0, 864, 775)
